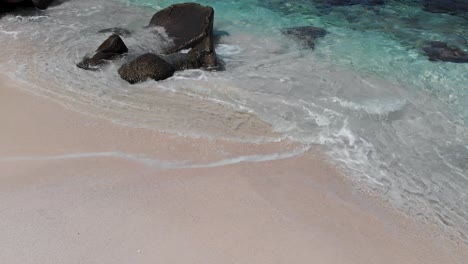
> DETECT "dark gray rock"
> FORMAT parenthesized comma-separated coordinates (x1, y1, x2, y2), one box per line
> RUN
(118, 53, 175, 84)
(0, 1, 14, 14)
(161, 36, 219, 71)
(77, 34, 128, 70)
(282, 26, 328, 49)
(95, 34, 128, 54)
(187, 35, 218, 69)
(1, 0, 54, 9)
(422, 41, 468, 63)
(161, 53, 197, 71)
(31, 0, 52, 9)
(148, 3, 215, 53)
(423, 0, 468, 17)
(1, 0, 32, 11)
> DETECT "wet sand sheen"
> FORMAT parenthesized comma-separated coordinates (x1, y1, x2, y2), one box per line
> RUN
(1, 75, 468, 263)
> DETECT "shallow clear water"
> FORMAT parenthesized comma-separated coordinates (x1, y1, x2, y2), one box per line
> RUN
(1, 0, 467, 242)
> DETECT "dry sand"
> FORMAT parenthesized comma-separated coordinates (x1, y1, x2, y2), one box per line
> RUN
(1, 75, 467, 263)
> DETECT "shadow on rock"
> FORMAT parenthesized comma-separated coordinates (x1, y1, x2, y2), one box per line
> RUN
(77, 34, 128, 70)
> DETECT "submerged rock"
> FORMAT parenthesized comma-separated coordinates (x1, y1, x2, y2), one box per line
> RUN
(97, 27, 132, 37)
(148, 3, 215, 53)
(422, 41, 468, 63)
(282, 26, 328, 49)
(77, 34, 128, 70)
(118, 53, 175, 84)
(321, 0, 384, 6)
(213, 30, 230, 43)
(423, 0, 468, 17)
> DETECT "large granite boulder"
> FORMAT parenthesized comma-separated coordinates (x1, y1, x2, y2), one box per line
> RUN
(118, 53, 175, 84)
(282, 26, 328, 49)
(77, 34, 128, 70)
(148, 3, 215, 53)
(422, 41, 468, 63)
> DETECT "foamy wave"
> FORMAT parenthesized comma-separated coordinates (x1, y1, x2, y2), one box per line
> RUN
(0, 147, 308, 169)
(328, 97, 408, 116)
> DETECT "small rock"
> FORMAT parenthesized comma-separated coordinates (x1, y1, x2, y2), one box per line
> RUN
(97, 27, 132, 37)
(77, 34, 128, 70)
(95, 34, 128, 54)
(422, 41, 468, 63)
(118, 53, 175, 84)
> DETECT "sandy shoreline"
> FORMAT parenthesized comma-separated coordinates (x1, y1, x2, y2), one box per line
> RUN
(1, 75, 467, 263)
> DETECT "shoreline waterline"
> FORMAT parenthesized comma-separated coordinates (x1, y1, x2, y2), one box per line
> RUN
(0, 1, 468, 243)
(1, 0, 467, 250)
(1, 75, 468, 263)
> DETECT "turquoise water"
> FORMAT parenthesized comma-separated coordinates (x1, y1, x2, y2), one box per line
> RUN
(0, 0, 467, 242)
(123, 0, 468, 119)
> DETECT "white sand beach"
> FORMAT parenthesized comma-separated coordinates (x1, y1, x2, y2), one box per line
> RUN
(1, 75, 468, 263)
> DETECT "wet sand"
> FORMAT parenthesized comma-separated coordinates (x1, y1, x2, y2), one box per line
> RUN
(1, 75, 467, 264)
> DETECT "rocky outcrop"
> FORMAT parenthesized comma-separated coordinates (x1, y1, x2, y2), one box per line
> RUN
(118, 53, 175, 84)
(77, 34, 128, 70)
(422, 41, 468, 63)
(282, 26, 328, 49)
(77, 3, 220, 83)
(112, 2, 219, 83)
